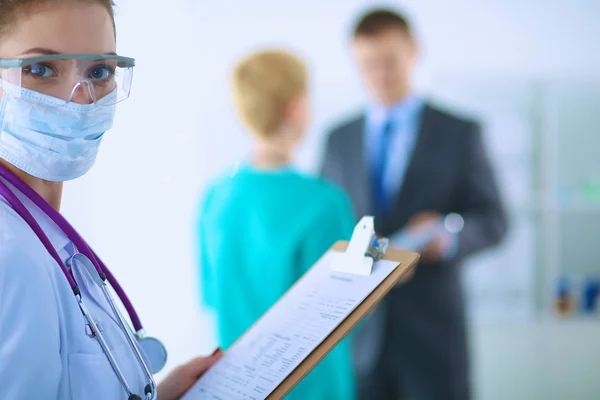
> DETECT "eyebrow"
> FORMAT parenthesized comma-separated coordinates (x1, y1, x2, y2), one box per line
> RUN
(18, 47, 117, 56)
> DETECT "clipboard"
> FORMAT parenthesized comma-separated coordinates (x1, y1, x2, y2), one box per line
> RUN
(268, 242, 419, 398)
(184, 216, 420, 400)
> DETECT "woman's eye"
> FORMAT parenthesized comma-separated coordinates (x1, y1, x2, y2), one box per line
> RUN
(24, 63, 55, 78)
(88, 66, 113, 80)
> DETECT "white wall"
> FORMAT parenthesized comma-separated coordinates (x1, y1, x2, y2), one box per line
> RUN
(470, 320, 600, 400)
(59, 0, 600, 393)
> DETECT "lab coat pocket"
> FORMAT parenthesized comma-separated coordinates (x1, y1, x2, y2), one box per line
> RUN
(68, 343, 132, 400)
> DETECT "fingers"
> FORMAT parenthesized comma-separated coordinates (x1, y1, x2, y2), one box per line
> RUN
(409, 210, 439, 223)
(188, 349, 224, 379)
(407, 211, 442, 232)
(420, 238, 444, 263)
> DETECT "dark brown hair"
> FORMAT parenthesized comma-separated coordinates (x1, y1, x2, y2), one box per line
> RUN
(352, 8, 412, 38)
(0, 0, 116, 41)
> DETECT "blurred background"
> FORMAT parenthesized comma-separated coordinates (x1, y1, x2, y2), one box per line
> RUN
(59, 0, 600, 398)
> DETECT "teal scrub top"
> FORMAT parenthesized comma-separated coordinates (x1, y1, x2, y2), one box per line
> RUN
(197, 165, 357, 400)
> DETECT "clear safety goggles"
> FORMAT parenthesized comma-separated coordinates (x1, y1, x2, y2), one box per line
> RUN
(0, 54, 135, 106)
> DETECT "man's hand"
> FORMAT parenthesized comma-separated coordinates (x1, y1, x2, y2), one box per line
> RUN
(157, 348, 224, 400)
(406, 211, 452, 264)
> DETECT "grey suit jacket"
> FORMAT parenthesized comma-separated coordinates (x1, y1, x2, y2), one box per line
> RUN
(321, 103, 508, 398)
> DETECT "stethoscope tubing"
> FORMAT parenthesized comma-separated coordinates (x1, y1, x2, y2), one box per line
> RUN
(0, 163, 143, 331)
(0, 164, 156, 399)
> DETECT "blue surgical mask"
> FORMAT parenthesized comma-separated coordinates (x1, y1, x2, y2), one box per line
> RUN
(0, 85, 117, 181)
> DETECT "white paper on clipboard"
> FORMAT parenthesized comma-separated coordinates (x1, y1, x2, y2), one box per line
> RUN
(182, 251, 399, 400)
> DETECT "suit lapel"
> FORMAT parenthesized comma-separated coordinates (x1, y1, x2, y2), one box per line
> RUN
(346, 115, 373, 218)
(388, 104, 435, 222)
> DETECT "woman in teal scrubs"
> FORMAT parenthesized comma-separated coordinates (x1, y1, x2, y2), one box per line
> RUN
(196, 49, 357, 399)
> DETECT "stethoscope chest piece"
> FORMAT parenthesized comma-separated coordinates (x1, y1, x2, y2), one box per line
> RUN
(137, 336, 167, 374)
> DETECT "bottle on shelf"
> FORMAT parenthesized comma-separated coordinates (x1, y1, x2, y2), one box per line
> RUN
(581, 179, 600, 204)
(557, 185, 573, 206)
(555, 275, 574, 317)
(581, 276, 600, 315)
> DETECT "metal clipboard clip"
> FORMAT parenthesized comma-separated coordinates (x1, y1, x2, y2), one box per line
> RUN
(331, 216, 389, 276)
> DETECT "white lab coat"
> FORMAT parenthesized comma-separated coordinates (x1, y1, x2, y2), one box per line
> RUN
(0, 177, 149, 399)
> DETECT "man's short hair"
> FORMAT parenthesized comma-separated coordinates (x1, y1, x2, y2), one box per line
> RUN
(352, 8, 412, 38)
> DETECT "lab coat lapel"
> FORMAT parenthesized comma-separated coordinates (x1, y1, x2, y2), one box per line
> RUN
(70, 253, 122, 327)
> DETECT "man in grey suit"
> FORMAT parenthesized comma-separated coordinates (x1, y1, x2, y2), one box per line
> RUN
(321, 9, 508, 400)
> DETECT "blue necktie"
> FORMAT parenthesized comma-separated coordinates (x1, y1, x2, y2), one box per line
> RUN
(373, 119, 394, 216)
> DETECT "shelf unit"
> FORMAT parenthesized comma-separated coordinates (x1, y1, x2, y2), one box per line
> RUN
(428, 75, 600, 320)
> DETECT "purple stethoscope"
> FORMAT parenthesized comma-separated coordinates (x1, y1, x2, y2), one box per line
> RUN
(0, 163, 166, 400)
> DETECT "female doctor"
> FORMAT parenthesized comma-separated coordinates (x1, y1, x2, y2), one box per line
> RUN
(0, 1, 222, 399)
